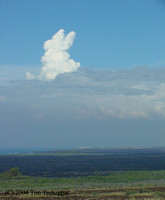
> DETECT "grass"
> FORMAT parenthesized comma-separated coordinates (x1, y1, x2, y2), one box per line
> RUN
(1, 170, 165, 191)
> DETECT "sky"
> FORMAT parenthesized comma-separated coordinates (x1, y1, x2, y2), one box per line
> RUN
(0, 0, 165, 149)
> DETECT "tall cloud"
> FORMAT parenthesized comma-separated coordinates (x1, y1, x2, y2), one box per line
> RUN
(26, 29, 80, 81)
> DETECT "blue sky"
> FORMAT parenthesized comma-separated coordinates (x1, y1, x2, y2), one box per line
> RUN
(0, 0, 165, 70)
(0, 0, 165, 149)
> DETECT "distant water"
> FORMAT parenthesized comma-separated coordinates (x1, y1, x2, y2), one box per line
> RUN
(0, 147, 55, 154)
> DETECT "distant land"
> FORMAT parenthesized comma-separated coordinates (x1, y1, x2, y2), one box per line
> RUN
(1, 147, 165, 178)
(1, 146, 165, 155)
(28, 146, 165, 156)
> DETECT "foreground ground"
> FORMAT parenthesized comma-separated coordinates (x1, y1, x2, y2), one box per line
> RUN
(1, 186, 165, 199)
(1, 171, 165, 199)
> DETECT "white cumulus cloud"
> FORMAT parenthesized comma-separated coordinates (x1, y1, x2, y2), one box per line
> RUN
(26, 29, 80, 81)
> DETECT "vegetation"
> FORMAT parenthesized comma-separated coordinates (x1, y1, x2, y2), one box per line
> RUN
(0, 170, 165, 199)
(0, 167, 22, 179)
(1, 169, 165, 191)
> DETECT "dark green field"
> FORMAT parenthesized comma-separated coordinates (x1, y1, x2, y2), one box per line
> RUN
(1, 147, 165, 177)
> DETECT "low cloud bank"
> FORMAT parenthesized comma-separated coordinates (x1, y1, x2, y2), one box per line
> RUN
(26, 29, 80, 81)
(3, 66, 165, 119)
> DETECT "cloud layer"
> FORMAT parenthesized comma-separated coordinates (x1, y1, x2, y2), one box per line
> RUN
(2, 66, 165, 119)
(26, 29, 80, 81)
